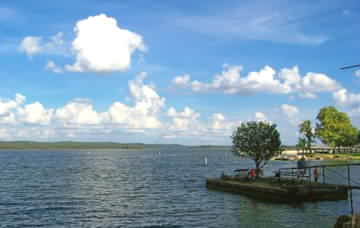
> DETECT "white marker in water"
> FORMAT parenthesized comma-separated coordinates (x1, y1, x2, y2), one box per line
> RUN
(204, 156, 208, 166)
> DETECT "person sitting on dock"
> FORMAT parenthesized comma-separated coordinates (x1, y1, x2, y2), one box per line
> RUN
(313, 167, 320, 182)
(248, 168, 256, 180)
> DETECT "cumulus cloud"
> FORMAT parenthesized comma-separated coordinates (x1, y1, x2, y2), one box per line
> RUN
(0, 74, 247, 144)
(109, 73, 164, 129)
(281, 104, 299, 118)
(301, 72, 339, 97)
(210, 113, 240, 132)
(18, 102, 53, 124)
(55, 100, 106, 125)
(0, 93, 25, 115)
(172, 74, 191, 87)
(333, 89, 360, 108)
(332, 89, 360, 119)
(280, 104, 299, 125)
(167, 106, 200, 131)
(255, 112, 267, 121)
(0, 93, 25, 124)
(20, 14, 144, 74)
(19, 32, 66, 56)
(19, 36, 43, 56)
(65, 14, 145, 73)
(0, 94, 53, 125)
(210, 113, 225, 130)
(173, 65, 340, 98)
(45, 60, 63, 73)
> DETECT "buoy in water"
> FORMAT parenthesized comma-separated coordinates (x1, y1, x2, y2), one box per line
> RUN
(204, 156, 208, 166)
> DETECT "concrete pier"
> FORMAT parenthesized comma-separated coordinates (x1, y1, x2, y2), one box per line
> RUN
(206, 177, 348, 203)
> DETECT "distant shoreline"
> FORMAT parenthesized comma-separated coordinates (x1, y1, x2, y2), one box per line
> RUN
(0, 141, 145, 150)
(273, 150, 360, 161)
(0, 141, 232, 150)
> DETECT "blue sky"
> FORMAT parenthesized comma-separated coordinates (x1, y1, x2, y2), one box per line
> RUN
(0, 0, 360, 145)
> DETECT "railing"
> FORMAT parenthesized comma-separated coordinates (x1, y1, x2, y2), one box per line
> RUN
(308, 147, 360, 154)
(277, 163, 360, 214)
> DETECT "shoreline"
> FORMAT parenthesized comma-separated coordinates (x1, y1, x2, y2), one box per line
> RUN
(273, 150, 360, 161)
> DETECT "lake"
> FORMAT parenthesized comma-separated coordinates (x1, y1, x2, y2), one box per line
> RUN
(0, 147, 358, 227)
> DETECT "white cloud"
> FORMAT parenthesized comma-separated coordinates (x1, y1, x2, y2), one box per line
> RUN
(0, 75, 249, 144)
(333, 89, 360, 108)
(255, 112, 267, 121)
(332, 89, 360, 119)
(0, 93, 24, 115)
(65, 14, 145, 73)
(210, 113, 240, 132)
(210, 113, 225, 130)
(173, 65, 340, 98)
(167, 106, 200, 131)
(109, 73, 164, 129)
(280, 104, 299, 125)
(19, 36, 42, 56)
(55, 101, 105, 126)
(18, 102, 53, 124)
(19, 32, 66, 56)
(0, 112, 16, 124)
(45, 60, 63, 73)
(0, 95, 53, 125)
(281, 104, 299, 119)
(301, 72, 339, 97)
(173, 74, 191, 87)
(355, 70, 360, 78)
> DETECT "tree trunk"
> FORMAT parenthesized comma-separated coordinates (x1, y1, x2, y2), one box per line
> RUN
(255, 162, 261, 179)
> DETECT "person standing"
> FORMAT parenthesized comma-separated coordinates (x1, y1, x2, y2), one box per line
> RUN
(297, 157, 306, 178)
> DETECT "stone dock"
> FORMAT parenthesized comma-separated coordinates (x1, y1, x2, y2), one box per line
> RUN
(206, 177, 348, 203)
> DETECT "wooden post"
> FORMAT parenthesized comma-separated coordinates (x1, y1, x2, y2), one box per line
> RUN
(347, 165, 354, 215)
(278, 170, 281, 182)
(322, 167, 325, 184)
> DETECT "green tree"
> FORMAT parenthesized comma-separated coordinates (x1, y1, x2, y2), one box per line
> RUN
(296, 137, 306, 156)
(316, 106, 358, 152)
(232, 121, 282, 177)
(299, 120, 315, 154)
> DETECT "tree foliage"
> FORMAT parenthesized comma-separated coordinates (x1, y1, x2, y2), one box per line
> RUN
(316, 106, 358, 150)
(299, 120, 315, 153)
(296, 137, 306, 154)
(232, 121, 282, 176)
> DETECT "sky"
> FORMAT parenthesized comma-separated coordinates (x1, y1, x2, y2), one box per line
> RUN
(1, 0, 360, 145)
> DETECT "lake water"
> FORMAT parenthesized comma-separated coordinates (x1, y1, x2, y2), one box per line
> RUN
(1, 147, 359, 227)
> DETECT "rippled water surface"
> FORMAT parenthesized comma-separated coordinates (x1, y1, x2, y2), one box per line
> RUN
(0, 148, 359, 227)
